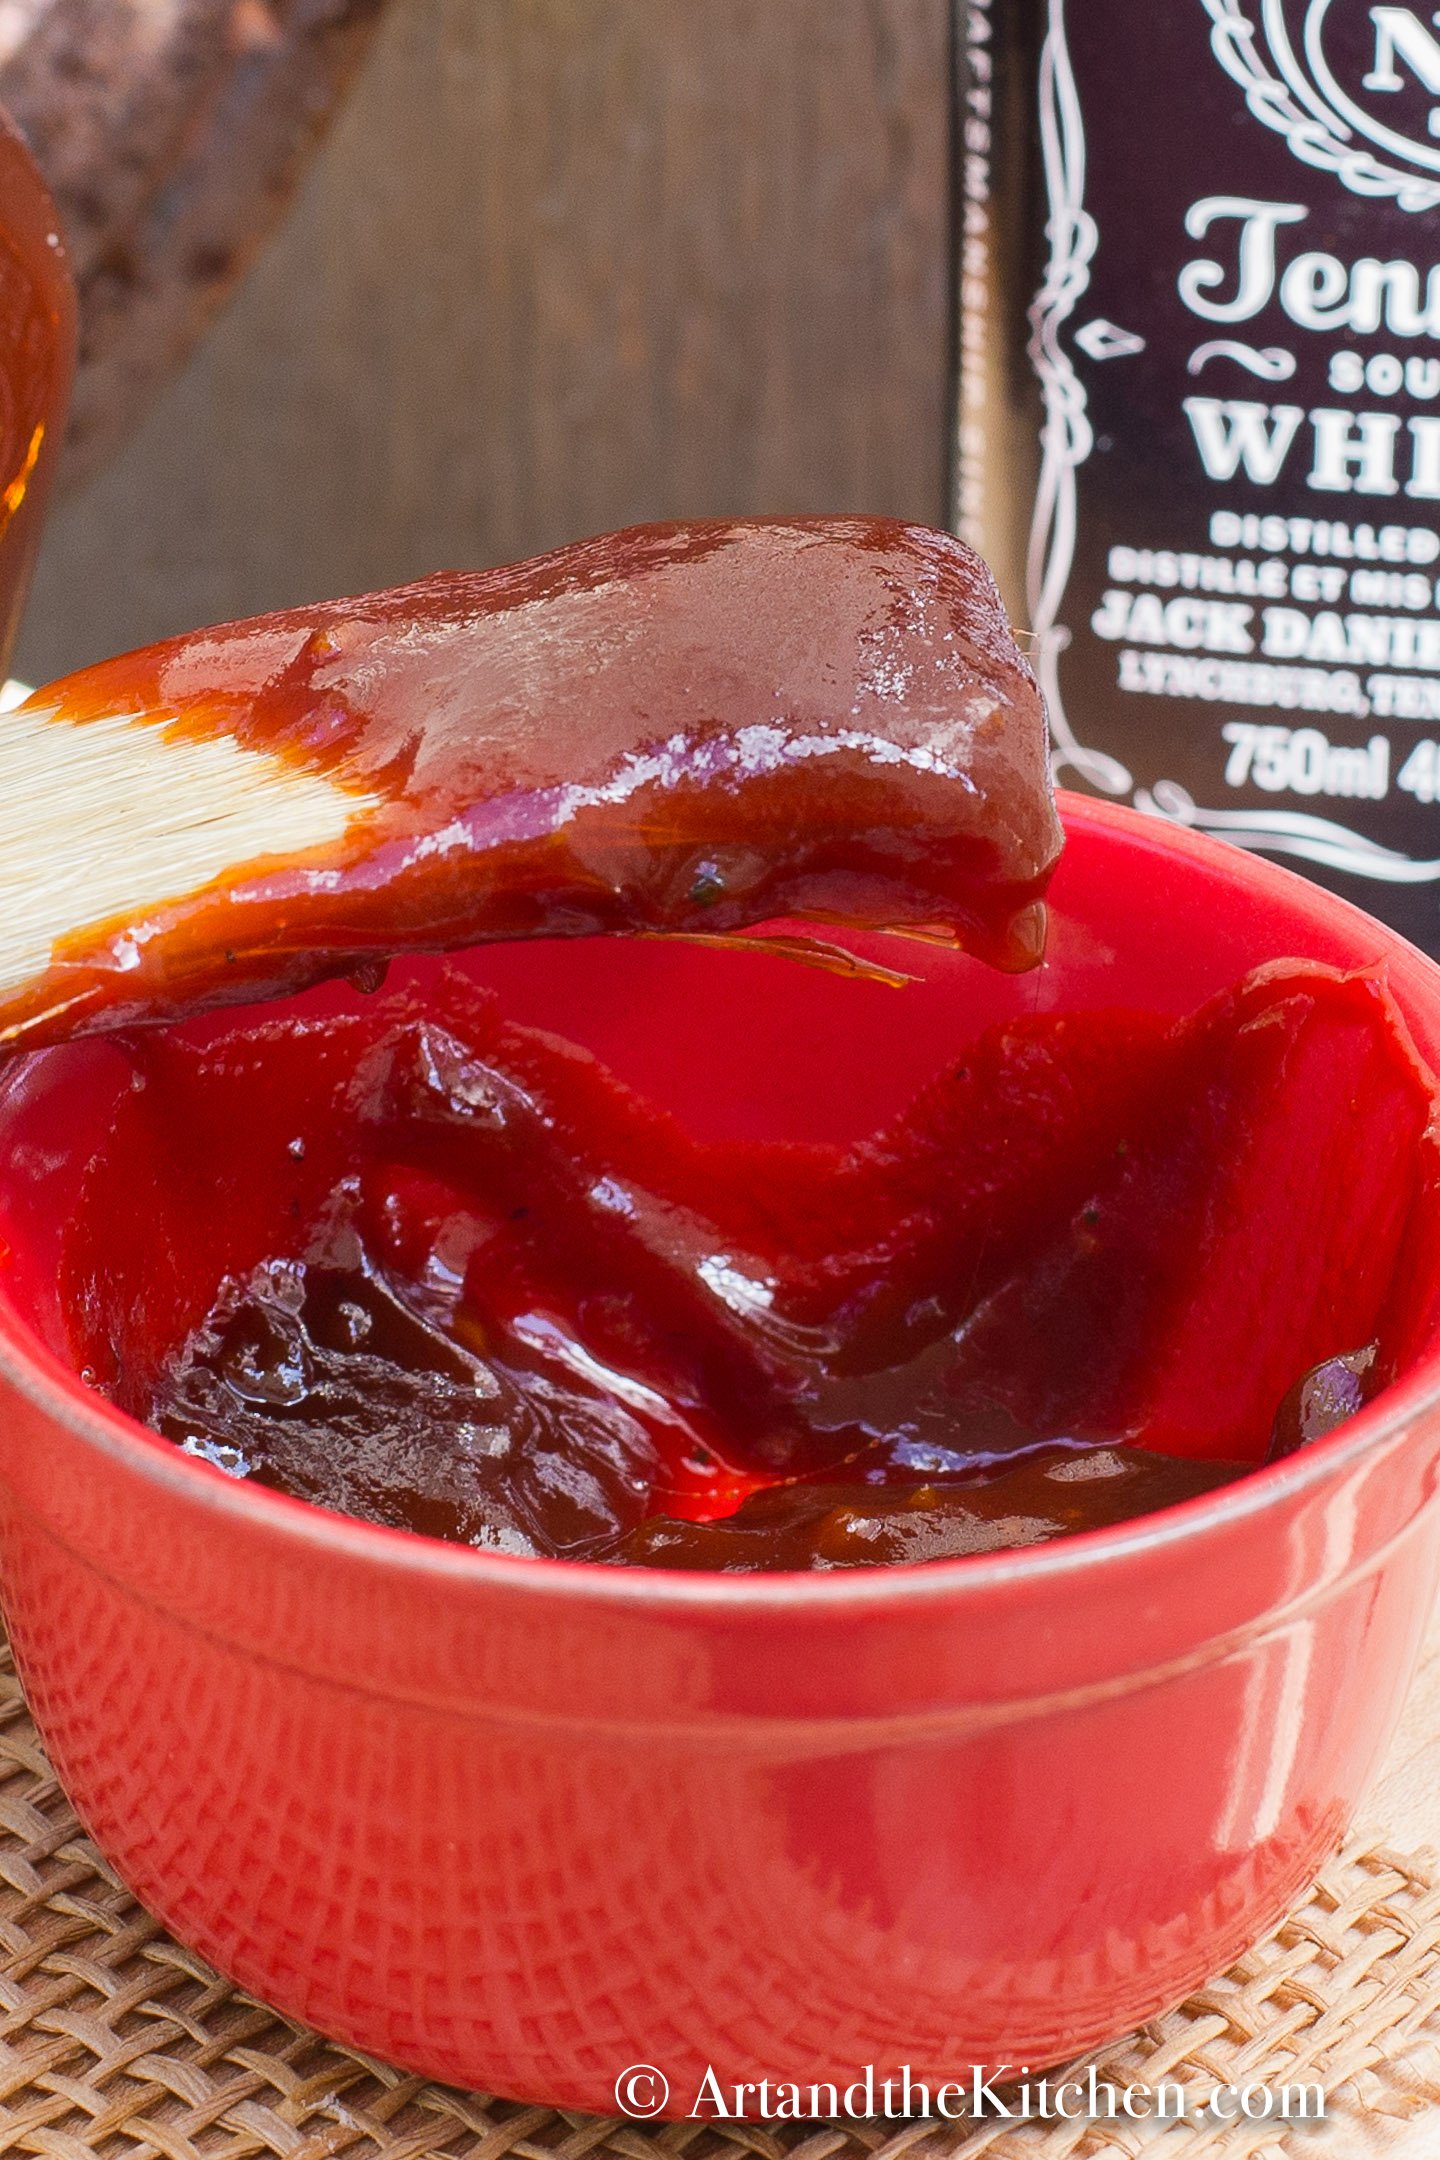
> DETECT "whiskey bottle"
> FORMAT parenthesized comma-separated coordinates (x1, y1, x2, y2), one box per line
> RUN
(956, 0, 1440, 951)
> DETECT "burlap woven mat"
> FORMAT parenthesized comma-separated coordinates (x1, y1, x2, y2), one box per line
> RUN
(0, 1636, 1438, 2160)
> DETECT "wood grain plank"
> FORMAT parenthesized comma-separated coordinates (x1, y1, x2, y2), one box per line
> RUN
(14, 0, 952, 684)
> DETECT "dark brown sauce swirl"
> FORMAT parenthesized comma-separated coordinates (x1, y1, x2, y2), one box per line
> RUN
(121, 964, 1405, 1571)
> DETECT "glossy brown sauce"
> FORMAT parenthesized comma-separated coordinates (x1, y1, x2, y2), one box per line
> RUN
(150, 1225, 1316, 1568)
(111, 964, 1409, 1572)
(619, 1453, 1254, 1570)
(142, 1235, 1379, 1568)
(152, 1246, 669, 1559)
(1268, 1345, 1378, 1462)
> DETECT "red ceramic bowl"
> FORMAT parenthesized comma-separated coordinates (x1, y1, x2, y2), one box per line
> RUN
(0, 792, 1438, 2112)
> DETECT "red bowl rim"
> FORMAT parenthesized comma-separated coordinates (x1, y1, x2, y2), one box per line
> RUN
(2, 789, 1439, 1613)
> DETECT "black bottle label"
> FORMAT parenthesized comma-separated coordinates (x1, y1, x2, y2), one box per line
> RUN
(968, 0, 1440, 949)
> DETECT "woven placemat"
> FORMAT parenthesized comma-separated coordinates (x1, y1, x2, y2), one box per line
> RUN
(0, 1634, 1437, 2160)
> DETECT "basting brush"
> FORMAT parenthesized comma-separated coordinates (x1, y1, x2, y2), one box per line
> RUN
(0, 517, 1059, 1055)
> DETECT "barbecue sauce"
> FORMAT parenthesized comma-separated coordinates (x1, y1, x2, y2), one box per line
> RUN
(76, 957, 1426, 1571)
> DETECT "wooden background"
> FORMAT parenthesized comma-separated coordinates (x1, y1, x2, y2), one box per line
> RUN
(13, 0, 953, 688)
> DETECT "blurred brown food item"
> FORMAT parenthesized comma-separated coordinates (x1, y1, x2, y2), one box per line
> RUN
(12, 0, 951, 686)
(0, 0, 388, 494)
(0, 108, 73, 674)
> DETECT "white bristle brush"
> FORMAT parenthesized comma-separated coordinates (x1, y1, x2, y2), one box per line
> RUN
(0, 689, 372, 1013)
(0, 519, 1058, 1055)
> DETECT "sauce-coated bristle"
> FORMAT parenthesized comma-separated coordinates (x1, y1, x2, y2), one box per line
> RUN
(0, 701, 373, 996)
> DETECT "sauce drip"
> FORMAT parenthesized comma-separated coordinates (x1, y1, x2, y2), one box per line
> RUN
(76, 955, 1428, 1571)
